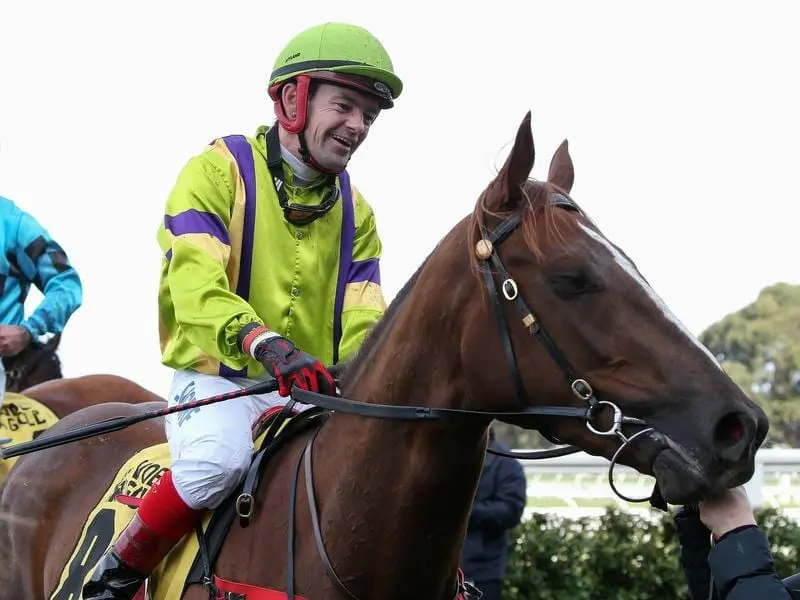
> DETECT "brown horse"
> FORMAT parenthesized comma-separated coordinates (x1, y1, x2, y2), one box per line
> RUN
(18, 374, 164, 419)
(3, 333, 64, 393)
(1, 374, 164, 484)
(1, 330, 162, 480)
(0, 113, 768, 600)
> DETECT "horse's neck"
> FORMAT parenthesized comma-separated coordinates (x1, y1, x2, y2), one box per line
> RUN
(310, 315, 487, 598)
(314, 415, 486, 599)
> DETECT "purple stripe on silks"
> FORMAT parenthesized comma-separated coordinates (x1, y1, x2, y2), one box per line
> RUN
(164, 210, 230, 245)
(218, 135, 258, 378)
(165, 249, 173, 262)
(348, 258, 381, 285)
(332, 169, 354, 365)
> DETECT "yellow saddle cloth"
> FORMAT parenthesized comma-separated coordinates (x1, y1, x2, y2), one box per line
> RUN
(1, 392, 60, 481)
(49, 406, 306, 600)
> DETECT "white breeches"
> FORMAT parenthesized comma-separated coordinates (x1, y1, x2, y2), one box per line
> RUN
(164, 369, 311, 510)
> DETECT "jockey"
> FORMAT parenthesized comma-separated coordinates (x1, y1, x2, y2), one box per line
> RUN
(83, 21, 400, 599)
(0, 195, 83, 405)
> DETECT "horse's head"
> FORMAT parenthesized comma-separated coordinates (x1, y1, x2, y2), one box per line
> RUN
(4, 333, 63, 393)
(458, 112, 767, 504)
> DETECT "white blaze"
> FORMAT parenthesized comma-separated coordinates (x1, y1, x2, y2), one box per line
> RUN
(578, 223, 722, 370)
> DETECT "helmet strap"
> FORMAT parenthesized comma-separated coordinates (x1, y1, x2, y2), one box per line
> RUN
(264, 126, 341, 226)
(297, 130, 344, 175)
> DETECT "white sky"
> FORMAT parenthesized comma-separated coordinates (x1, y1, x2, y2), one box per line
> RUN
(1, 1, 797, 397)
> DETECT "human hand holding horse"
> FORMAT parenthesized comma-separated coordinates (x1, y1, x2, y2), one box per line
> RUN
(0, 324, 32, 356)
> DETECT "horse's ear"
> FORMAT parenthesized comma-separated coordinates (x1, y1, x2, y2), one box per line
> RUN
(547, 139, 574, 193)
(495, 111, 535, 208)
(45, 333, 61, 352)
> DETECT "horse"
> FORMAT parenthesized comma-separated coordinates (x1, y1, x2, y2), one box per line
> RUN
(1, 371, 165, 485)
(0, 329, 162, 483)
(3, 333, 64, 393)
(0, 112, 769, 600)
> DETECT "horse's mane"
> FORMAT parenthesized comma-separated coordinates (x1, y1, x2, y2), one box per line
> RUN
(339, 256, 429, 390)
(340, 175, 592, 389)
(467, 177, 584, 278)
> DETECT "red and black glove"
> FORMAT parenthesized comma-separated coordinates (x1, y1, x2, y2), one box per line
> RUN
(238, 323, 336, 397)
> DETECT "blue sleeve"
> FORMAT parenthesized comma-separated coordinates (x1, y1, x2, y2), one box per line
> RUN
(13, 209, 83, 337)
(470, 458, 527, 530)
(710, 526, 793, 600)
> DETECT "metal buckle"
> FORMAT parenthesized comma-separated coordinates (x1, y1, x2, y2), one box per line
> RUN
(570, 378, 593, 401)
(235, 493, 254, 519)
(501, 278, 518, 300)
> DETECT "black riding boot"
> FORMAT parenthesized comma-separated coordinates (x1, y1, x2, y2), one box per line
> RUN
(81, 550, 147, 600)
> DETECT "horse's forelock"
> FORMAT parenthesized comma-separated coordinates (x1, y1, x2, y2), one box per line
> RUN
(468, 179, 580, 277)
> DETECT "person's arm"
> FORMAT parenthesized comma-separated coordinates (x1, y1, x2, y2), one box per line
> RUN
(337, 186, 387, 363)
(708, 526, 792, 599)
(159, 145, 264, 371)
(700, 486, 793, 600)
(13, 207, 82, 338)
(469, 458, 527, 530)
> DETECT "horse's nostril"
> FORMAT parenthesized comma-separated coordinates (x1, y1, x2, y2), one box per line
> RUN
(716, 412, 745, 445)
(714, 412, 752, 463)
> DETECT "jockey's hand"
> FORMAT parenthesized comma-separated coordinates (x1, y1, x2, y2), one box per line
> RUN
(0, 325, 32, 356)
(238, 324, 336, 397)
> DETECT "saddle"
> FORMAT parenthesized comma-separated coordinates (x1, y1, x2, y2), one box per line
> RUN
(51, 399, 479, 600)
(49, 401, 328, 600)
(182, 400, 328, 599)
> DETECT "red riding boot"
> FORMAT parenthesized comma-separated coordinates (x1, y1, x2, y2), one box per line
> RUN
(82, 470, 203, 600)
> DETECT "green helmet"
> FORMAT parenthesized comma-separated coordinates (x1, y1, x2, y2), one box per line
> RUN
(268, 22, 403, 108)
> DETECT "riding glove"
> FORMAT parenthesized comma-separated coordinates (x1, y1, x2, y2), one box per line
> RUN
(238, 323, 336, 397)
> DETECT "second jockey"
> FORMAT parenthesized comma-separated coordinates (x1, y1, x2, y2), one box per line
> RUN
(83, 21, 400, 599)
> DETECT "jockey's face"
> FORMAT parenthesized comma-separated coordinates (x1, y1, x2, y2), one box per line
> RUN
(303, 83, 380, 172)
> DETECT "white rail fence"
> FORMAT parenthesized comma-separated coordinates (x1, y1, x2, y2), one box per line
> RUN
(518, 448, 800, 520)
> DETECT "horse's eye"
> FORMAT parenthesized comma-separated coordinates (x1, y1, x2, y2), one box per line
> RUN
(549, 269, 602, 298)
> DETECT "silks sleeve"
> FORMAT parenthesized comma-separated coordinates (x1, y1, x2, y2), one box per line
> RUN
(337, 186, 387, 363)
(13, 208, 83, 337)
(157, 144, 263, 370)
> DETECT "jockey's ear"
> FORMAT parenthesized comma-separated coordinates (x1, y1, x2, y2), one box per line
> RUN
(280, 82, 300, 120)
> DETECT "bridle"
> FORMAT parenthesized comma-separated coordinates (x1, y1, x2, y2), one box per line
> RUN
(291, 193, 661, 501)
(471, 193, 660, 504)
(276, 192, 666, 600)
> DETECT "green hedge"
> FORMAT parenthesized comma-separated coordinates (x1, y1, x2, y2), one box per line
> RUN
(502, 507, 800, 599)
